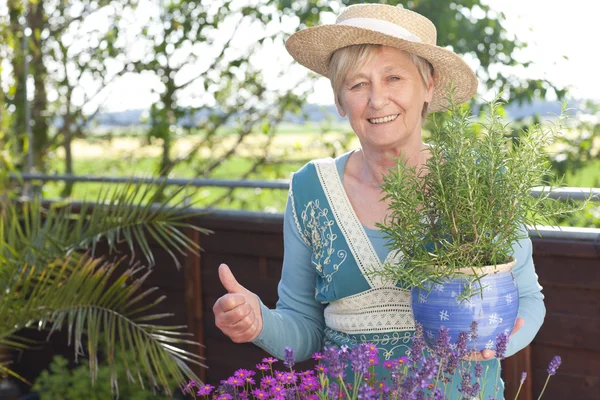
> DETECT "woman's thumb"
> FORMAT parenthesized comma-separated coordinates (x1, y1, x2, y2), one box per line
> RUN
(218, 264, 244, 294)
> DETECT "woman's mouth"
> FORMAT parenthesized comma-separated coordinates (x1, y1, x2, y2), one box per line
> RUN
(368, 114, 399, 124)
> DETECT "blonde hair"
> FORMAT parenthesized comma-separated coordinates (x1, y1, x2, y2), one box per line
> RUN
(328, 44, 434, 117)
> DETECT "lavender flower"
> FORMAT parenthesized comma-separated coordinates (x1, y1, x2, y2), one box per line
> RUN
(547, 355, 562, 375)
(470, 320, 479, 341)
(455, 331, 468, 357)
(358, 383, 378, 400)
(433, 389, 444, 400)
(284, 347, 295, 368)
(459, 370, 474, 397)
(409, 323, 426, 369)
(520, 371, 527, 384)
(475, 363, 483, 378)
(435, 326, 451, 358)
(328, 382, 340, 398)
(444, 351, 460, 376)
(323, 345, 345, 378)
(495, 331, 509, 359)
(415, 389, 426, 400)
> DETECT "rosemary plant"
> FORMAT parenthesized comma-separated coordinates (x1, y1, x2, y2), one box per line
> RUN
(374, 96, 587, 299)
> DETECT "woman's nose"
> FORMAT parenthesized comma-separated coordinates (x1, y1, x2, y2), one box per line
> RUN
(369, 84, 389, 109)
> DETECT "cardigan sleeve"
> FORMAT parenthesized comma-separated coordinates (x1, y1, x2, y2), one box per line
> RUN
(251, 191, 326, 362)
(505, 227, 546, 357)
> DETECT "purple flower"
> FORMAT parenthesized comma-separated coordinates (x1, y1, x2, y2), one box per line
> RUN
(256, 363, 270, 371)
(459, 370, 474, 397)
(234, 368, 255, 378)
(263, 357, 278, 364)
(197, 384, 214, 396)
(433, 389, 444, 400)
(455, 331, 468, 357)
(270, 384, 286, 396)
(215, 395, 232, 400)
(409, 323, 426, 369)
(547, 355, 562, 376)
(350, 343, 378, 374)
(251, 388, 268, 399)
(357, 383, 378, 400)
(435, 326, 451, 358)
(520, 371, 527, 384)
(226, 376, 245, 387)
(495, 331, 509, 359)
(284, 347, 295, 368)
(184, 380, 198, 393)
(314, 364, 328, 375)
(474, 363, 483, 378)
(311, 352, 324, 361)
(470, 320, 479, 341)
(300, 375, 319, 391)
(260, 375, 276, 388)
(278, 371, 297, 385)
(323, 346, 345, 378)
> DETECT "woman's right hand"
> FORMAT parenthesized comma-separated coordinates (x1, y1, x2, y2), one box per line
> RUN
(213, 263, 263, 343)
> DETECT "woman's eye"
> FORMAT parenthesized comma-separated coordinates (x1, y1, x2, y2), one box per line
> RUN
(389, 76, 401, 81)
(351, 82, 365, 89)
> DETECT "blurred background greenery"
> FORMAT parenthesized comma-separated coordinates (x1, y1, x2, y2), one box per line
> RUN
(1, 0, 598, 226)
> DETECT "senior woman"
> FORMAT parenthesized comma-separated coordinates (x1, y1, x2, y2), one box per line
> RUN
(213, 3, 545, 398)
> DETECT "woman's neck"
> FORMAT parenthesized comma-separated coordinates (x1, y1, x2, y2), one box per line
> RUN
(357, 141, 429, 187)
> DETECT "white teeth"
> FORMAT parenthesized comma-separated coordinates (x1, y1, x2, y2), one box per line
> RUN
(369, 114, 399, 124)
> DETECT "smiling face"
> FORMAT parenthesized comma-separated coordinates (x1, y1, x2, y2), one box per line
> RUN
(335, 46, 434, 151)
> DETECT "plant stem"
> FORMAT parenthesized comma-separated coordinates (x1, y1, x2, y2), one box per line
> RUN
(338, 376, 352, 400)
(537, 375, 552, 400)
(514, 381, 524, 399)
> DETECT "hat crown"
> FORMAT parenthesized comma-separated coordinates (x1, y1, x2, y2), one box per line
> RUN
(336, 4, 437, 45)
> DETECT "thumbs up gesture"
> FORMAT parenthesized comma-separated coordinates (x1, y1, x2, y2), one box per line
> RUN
(213, 263, 263, 343)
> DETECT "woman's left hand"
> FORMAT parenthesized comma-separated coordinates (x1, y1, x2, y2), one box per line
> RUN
(465, 317, 525, 361)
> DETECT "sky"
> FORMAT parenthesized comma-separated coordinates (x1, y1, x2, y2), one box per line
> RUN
(8, 0, 595, 113)
(305, 0, 598, 107)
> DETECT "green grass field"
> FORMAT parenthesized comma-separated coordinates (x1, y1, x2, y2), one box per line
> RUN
(40, 128, 600, 227)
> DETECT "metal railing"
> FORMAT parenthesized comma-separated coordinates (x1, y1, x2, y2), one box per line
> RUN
(11, 172, 600, 241)
(14, 172, 600, 201)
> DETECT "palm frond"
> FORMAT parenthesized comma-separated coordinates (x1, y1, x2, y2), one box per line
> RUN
(2, 178, 211, 269)
(0, 254, 204, 394)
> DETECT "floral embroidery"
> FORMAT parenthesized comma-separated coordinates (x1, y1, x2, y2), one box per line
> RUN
(300, 199, 347, 292)
(324, 328, 413, 360)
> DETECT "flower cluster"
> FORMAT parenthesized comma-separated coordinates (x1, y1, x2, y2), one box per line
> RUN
(182, 325, 561, 400)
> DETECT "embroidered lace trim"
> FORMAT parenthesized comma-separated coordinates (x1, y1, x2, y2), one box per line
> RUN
(324, 328, 413, 361)
(314, 159, 398, 288)
(288, 186, 311, 247)
(324, 286, 415, 334)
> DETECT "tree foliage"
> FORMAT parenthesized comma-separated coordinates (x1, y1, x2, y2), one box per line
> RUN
(0, 0, 571, 186)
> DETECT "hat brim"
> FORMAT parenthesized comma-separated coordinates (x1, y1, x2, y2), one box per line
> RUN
(285, 24, 478, 113)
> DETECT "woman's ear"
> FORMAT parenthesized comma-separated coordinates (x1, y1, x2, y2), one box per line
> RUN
(425, 74, 434, 103)
(335, 98, 347, 118)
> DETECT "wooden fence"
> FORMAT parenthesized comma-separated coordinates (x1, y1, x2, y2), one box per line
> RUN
(12, 210, 600, 399)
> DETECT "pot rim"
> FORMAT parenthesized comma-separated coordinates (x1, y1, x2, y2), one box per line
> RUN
(454, 258, 516, 275)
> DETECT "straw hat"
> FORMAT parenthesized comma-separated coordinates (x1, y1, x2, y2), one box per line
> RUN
(285, 4, 478, 112)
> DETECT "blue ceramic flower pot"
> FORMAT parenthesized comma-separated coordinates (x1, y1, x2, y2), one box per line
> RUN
(411, 262, 519, 352)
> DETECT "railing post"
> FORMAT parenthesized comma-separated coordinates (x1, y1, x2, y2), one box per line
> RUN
(183, 224, 206, 382)
(503, 345, 532, 400)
